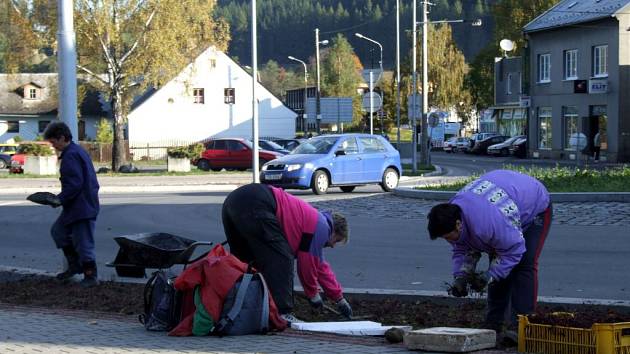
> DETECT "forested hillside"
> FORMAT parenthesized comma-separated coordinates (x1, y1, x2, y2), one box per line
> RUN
(216, 0, 497, 68)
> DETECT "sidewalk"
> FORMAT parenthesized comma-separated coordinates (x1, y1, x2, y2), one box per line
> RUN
(0, 304, 512, 354)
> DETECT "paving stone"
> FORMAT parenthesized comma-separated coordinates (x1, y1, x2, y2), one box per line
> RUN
(404, 327, 496, 352)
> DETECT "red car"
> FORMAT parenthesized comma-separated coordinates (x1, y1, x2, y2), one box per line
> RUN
(193, 138, 281, 171)
(10, 142, 55, 173)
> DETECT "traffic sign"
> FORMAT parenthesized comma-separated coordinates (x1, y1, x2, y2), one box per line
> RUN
(361, 92, 382, 113)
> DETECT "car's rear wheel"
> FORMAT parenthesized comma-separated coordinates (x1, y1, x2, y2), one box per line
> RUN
(197, 159, 211, 171)
(340, 186, 355, 193)
(311, 170, 329, 195)
(380, 168, 399, 192)
(0, 159, 6, 169)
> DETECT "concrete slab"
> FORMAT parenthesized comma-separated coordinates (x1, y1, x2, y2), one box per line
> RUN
(404, 327, 496, 352)
(291, 321, 412, 336)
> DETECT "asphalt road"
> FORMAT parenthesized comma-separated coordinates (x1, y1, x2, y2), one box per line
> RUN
(1, 184, 628, 301)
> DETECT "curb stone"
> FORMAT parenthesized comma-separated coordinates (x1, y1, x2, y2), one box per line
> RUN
(393, 187, 630, 203)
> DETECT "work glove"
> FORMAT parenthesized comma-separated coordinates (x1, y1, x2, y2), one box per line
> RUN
(470, 271, 493, 293)
(450, 276, 469, 298)
(336, 298, 353, 319)
(308, 293, 324, 309)
(27, 192, 61, 208)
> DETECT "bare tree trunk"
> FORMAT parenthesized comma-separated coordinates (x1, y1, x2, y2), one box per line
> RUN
(111, 90, 126, 171)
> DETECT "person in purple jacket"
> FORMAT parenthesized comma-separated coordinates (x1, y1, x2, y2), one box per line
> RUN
(427, 170, 552, 331)
(44, 122, 100, 288)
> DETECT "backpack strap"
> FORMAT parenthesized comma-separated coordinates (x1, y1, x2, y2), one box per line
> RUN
(139, 271, 160, 325)
(255, 273, 270, 333)
(216, 273, 253, 331)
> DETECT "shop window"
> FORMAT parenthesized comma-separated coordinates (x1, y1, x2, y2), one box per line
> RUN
(538, 107, 552, 149)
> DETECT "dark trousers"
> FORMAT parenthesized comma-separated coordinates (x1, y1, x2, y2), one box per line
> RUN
(51, 217, 96, 264)
(222, 184, 295, 314)
(486, 204, 553, 328)
(593, 147, 601, 160)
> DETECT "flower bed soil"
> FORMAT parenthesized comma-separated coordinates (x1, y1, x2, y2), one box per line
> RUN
(527, 309, 630, 328)
(1, 272, 629, 332)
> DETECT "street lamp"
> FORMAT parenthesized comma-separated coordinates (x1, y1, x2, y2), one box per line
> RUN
(251, 0, 259, 182)
(315, 28, 329, 135)
(413, 0, 483, 169)
(288, 56, 309, 134)
(355, 32, 383, 135)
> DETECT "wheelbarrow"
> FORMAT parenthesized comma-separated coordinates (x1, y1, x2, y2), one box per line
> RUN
(107, 233, 214, 278)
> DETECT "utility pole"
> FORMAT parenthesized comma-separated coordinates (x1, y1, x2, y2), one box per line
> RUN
(315, 28, 322, 135)
(396, 0, 401, 147)
(251, 0, 259, 181)
(412, 0, 418, 173)
(421, 0, 430, 166)
(57, 0, 78, 142)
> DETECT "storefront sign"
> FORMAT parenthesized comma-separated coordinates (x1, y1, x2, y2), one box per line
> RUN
(589, 79, 608, 94)
(519, 96, 531, 107)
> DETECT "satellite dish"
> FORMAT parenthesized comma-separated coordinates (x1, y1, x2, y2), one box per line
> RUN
(500, 39, 515, 52)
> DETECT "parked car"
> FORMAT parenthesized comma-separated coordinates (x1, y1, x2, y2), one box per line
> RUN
(258, 139, 290, 155)
(487, 135, 525, 156)
(443, 137, 469, 153)
(271, 138, 304, 152)
(193, 138, 282, 172)
(10, 141, 55, 173)
(510, 137, 527, 158)
(470, 135, 510, 155)
(0, 153, 10, 169)
(0, 143, 18, 156)
(455, 137, 470, 152)
(465, 132, 499, 153)
(260, 133, 402, 195)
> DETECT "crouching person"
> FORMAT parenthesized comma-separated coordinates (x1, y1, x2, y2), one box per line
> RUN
(427, 170, 552, 332)
(44, 122, 100, 288)
(222, 183, 352, 323)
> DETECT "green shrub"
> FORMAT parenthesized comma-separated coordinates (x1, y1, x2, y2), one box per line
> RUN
(12, 135, 23, 143)
(167, 143, 204, 159)
(20, 143, 54, 156)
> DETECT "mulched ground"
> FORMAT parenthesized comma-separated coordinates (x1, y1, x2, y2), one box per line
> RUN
(1, 272, 628, 331)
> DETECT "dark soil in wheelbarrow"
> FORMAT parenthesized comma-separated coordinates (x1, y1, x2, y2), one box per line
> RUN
(1, 272, 629, 331)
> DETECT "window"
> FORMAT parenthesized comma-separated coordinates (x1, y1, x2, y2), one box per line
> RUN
(593, 45, 608, 77)
(563, 106, 580, 150)
(7, 121, 19, 133)
(506, 74, 513, 94)
(339, 138, 359, 154)
(38, 120, 51, 133)
(359, 137, 387, 153)
(193, 88, 204, 104)
(213, 140, 227, 150)
(227, 140, 246, 151)
(28, 88, 39, 99)
(564, 49, 578, 80)
(224, 88, 235, 104)
(538, 107, 552, 149)
(209, 58, 217, 68)
(538, 53, 551, 83)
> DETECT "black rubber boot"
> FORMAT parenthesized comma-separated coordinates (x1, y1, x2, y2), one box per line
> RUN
(79, 261, 99, 288)
(56, 246, 82, 280)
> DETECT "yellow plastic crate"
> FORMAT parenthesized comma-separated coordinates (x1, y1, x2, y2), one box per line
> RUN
(518, 315, 630, 354)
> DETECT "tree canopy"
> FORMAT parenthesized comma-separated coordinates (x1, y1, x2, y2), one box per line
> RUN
(4, 0, 230, 170)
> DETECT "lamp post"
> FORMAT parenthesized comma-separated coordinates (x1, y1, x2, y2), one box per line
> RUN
(251, 0, 259, 182)
(57, 0, 78, 142)
(396, 0, 401, 146)
(315, 28, 329, 135)
(414, 0, 483, 166)
(355, 32, 383, 136)
(412, 0, 418, 173)
(288, 56, 308, 134)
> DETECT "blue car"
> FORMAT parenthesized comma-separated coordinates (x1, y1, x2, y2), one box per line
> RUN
(260, 134, 402, 194)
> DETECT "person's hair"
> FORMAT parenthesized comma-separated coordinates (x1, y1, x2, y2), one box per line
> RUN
(427, 203, 462, 240)
(332, 212, 349, 244)
(43, 121, 72, 142)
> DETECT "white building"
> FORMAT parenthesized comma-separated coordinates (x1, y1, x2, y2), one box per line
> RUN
(127, 47, 297, 147)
